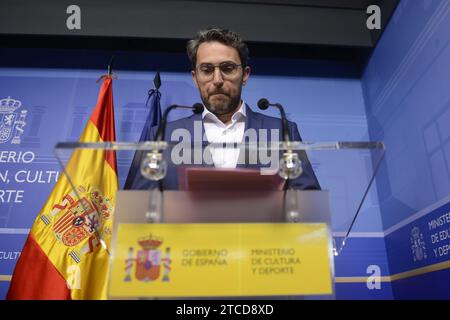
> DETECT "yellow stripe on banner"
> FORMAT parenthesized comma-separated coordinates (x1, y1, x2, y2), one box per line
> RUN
(3, 261, 449, 286)
(0, 275, 12, 281)
(4, 259, 450, 285)
(335, 260, 450, 283)
(389, 260, 450, 282)
(335, 276, 391, 283)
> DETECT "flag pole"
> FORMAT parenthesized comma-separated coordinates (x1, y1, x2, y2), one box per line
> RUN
(108, 56, 114, 76)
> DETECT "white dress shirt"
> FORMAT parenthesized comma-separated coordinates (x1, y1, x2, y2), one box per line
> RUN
(202, 101, 246, 168)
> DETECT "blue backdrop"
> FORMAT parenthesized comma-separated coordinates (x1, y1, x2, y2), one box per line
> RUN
(362, 0, 450, 299)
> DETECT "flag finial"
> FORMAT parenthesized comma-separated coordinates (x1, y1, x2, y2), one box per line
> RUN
(108, 56, 115, 76)
(154, 72, 161, 90)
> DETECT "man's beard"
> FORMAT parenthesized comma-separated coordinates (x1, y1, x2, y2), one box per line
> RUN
(202, 90, 242, 116)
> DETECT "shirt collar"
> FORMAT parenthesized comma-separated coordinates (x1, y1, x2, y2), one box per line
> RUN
(202, 100, 246, 124)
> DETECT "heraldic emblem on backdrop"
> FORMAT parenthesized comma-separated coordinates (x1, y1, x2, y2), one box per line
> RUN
(40, 184, 114, 264)
(124, 234, 172, 282)
(0, 96, 27, 144)
(410, 226, 427, 262)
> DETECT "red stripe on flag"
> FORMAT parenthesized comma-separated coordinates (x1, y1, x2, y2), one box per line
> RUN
(6, 234, 71, 300)
(89, 76, 117, 173)
(53, 220, 72, 235)
(53, 212, 73, 232)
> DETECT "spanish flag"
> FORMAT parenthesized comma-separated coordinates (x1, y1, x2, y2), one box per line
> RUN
(7, 75, 118, 300)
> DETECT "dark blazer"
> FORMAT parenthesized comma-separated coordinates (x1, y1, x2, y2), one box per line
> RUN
(125, 105, 321, 191)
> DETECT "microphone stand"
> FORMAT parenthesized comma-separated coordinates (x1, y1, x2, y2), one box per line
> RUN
(140, 103, 204, 223)
(257, 98, 303, 222)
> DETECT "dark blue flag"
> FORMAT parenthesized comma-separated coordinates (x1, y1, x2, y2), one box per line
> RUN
(124, 73, 162, 189)
(139, 88, 162, 140)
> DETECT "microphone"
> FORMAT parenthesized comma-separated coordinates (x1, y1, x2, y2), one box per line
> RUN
(156, 103, 204, 141)
(257, 98, 290, 142)
(257, 98, 303, 181)
(192, 102, 204, 114)
(141, 103, 203, 181)
(257, 98, 270, 110)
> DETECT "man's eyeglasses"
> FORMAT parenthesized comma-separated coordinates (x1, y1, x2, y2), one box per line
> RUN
(195, 62, 243, 80)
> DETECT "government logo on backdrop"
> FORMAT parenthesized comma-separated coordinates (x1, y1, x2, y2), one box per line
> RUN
(0, 97, 27, 144)
(410, 226, 427, 262)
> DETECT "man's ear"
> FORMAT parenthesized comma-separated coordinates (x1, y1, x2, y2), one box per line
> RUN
(191, 70, 199, 88)
(242, 66, 251, 86)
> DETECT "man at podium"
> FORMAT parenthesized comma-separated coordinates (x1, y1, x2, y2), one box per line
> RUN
(125, 27, 320, 191)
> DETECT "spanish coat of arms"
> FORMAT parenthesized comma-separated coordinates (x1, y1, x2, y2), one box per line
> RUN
(0, 97, 27, 144)
(410, 226, 427, 262)
(124, 234, 172, 282)
(40, 185, 114, 263)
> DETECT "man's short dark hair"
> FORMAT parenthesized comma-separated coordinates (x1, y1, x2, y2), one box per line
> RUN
(187, 27, 249, 69)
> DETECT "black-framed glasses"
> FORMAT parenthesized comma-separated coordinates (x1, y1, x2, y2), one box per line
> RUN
(195, 62, 243, 79)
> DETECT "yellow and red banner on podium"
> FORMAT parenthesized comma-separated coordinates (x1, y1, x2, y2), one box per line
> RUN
(109, 223, 333, 298)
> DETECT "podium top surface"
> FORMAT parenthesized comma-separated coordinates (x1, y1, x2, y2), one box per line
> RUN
(54, 140, 385, 152)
